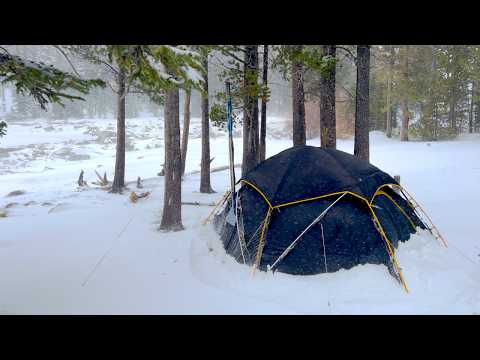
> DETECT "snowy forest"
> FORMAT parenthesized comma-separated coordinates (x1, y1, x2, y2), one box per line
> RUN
(0, 45, 479, 315)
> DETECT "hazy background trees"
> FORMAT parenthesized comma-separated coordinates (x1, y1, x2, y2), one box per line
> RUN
(3, 44, 480, 144)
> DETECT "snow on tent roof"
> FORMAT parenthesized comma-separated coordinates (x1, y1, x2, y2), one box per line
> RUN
(242, 146, 395, 207)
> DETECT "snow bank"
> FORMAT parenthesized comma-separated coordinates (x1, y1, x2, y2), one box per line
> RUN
(0, 119, 479, 314)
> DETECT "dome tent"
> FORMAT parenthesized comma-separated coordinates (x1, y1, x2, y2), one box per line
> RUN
(212, 146, 446, 292)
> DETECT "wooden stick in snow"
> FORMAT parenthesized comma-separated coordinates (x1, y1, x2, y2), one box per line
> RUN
(94, 170, 109, 186)
(77, 170, 87, 187)
(182, 201, 216, 206)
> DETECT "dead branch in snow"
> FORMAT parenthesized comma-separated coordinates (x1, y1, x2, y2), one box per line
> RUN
(92, 170, 109, 187)
(182, 201, 216, 206)
(77, 170, 88, 187)
(129, 191, 151, 203)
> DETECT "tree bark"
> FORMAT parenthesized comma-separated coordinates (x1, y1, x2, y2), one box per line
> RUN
(292, 45, 306, 146)
(448, 93, 457, 134)
(111, 67, 126, 193)
(242, 45, 259, 177)
(160, 86, 183, 231)
(400, 46, 409, 142)
(430, 45, 438, 141)
(475, 92, 480, 133)
(320, 45, 336, 148)
(354, 45, 370, 162)
(469, 81, 475, 134)
(0, 85, 6, 114)
(386, 45, 394, 138)
(259, 45, 268, 161)
(200, 54, 214, 193)
(181, 88, 191, 176)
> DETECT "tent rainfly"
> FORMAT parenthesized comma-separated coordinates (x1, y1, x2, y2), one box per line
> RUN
(210, 146, 446, 293)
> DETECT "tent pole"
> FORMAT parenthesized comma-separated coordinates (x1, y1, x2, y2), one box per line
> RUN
(269, 192, 347, 271)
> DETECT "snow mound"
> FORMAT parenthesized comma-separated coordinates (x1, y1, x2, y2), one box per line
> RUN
(190, 225, 480, 314)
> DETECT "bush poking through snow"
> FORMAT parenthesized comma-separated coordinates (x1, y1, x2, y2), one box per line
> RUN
(5, 190, 26, 197)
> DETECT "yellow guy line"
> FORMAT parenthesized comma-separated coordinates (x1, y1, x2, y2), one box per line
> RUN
(240, 180, 409, 292)
(252, 207, 272, 275)
(373, 190, 417, 231)
(372, 183, 447, 248)
(202, 190, 231, 225)
(240, 179, 273, 209)
(398, 186, 448, 248)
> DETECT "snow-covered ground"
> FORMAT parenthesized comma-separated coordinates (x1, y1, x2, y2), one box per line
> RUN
(0, 116, 479, 314)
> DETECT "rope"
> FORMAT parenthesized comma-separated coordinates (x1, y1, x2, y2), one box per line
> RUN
(270, 193, 347, 271)
(239, 179, 273, 209)
(235, 191, 247, 263)
(321, 222, 333, 314)
(252, 208, 272, 275)
(202, 190, 230, 225)
(321, 223, 328, 273)
(81, 214, 135, 287)
(398, 186, 448, 248)
(373, 190, 417, 231)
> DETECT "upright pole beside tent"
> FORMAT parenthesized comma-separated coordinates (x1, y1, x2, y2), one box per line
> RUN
(226, 81, 246, 263)
(226, 82, 235, 203)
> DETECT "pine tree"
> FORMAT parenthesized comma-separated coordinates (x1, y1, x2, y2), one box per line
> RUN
(354, 45, 370, 161)
(259, 45, 269, 161)
(160, 85, 183, 231)
(291, 45, 306, 146)
(320, 45, 337, 148)
(180, 88, 191, 176)
(199, 50, 214, 193)
(242, 45, 260, 177)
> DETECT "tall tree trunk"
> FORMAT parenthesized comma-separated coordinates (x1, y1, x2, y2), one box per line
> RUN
(476, 101, 480, 133)
(259, 45, 268, 161)
(160, 86, 183, 231)
(320, 45, 336, 148)
(354, 45, 370, 162)
(386, 46, 394, 138)
(400, 46, 409, 142)
(200, 54, 214, 193)
(242, 45, 259, 177)
(0, 85, 6, 113)
(111, 67, 126, 193)
(181, 88, 191, 176)
(469, 81, 475, 134)
(292, 45, 306, 146)
(391, 103, 398, 129)
(448, 93, 456, 134)
(430, 46, 438, 141)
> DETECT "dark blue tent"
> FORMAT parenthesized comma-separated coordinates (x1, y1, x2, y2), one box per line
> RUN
(213, 146, 431, 291)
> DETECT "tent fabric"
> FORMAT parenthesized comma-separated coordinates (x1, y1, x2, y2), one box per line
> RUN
(213, 145, 426, 278)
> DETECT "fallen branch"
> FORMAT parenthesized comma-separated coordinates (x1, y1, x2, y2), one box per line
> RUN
(92, 170, 109, 187)
(182, 201, 216, 206)
(129, 191, 151, 203)
(77, 170, 88, 187)
(186, 163, 241, 176)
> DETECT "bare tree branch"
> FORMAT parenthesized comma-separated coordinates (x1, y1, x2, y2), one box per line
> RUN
(52, 45, 82, 77)
(337, 46, 357, 63)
